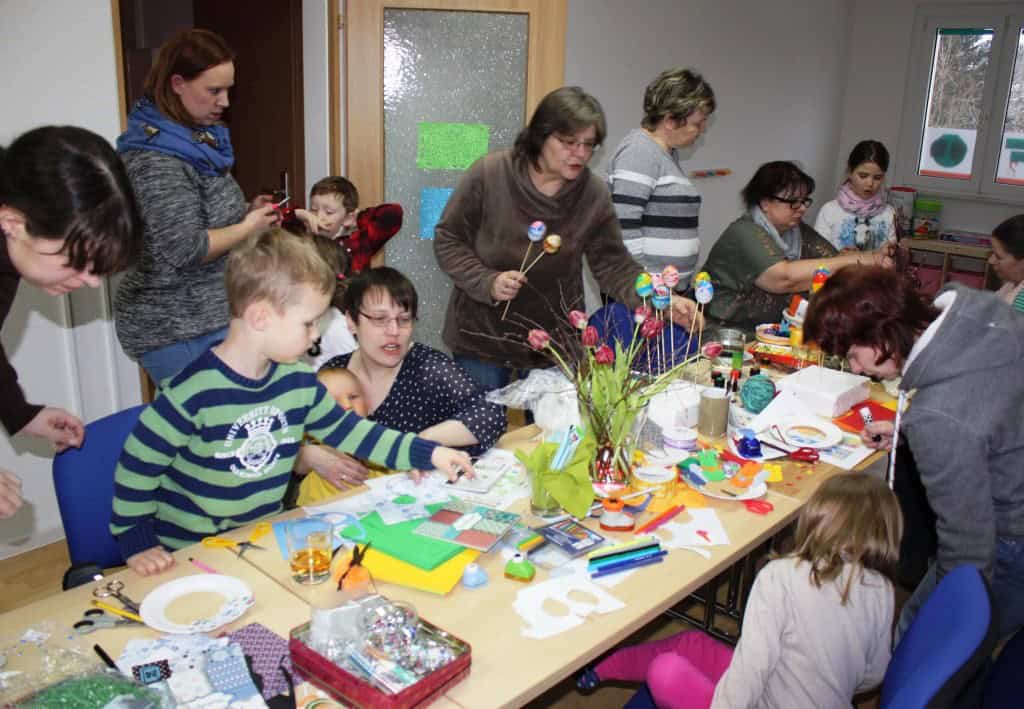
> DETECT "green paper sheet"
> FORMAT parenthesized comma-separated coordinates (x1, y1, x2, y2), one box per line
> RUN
(341, 504, 462, 571)
(417, 122, 490, 170)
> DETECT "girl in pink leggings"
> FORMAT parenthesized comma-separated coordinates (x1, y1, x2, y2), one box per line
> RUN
(578, 475, 902, 708)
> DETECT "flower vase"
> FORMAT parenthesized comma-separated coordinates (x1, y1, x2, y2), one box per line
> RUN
(528, 469, 562, 518)
(586, 406, 648, 495)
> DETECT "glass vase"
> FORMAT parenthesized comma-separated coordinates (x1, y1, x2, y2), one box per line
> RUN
(528, 468, 562, 517)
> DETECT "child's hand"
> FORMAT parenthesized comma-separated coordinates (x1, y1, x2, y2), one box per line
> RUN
(294, 208, 320, 234)
(126, 546, 176, 576)
(0, 470, 23, 518)
(430, 447, 475, 482)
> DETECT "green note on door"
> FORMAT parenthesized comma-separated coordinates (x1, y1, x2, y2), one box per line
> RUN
(417, 122, 490, 170)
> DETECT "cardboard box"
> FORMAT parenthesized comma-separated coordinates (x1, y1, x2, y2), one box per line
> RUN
(775, 366, 871, 418)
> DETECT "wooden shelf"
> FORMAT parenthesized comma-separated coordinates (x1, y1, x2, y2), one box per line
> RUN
(904, 238, 995, 290)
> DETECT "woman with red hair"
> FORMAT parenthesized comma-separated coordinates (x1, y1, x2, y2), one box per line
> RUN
(804, 265, 1024, 642)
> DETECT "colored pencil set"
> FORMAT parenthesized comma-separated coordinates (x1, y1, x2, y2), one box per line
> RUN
(586, 536, 666, 579)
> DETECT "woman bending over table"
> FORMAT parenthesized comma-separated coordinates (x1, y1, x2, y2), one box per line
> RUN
(434, 86, 699, 391)
(115, 29, 278, 384)
(1, 126, 141, 516)
(989, 214, 1024, 312)
(701, 161, 892, 333)
(805, 265, 1024, 642)
(297, 267, 507, 488)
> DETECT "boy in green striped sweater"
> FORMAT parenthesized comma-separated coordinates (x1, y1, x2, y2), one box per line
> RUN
(111, 229, 473, 576)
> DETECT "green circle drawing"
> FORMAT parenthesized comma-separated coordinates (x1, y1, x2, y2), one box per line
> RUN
(930, 133, 969, 168)
(392, 494, 417, 505)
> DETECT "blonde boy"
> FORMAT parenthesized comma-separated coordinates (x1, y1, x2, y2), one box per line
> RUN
(111, 229, 470, 576)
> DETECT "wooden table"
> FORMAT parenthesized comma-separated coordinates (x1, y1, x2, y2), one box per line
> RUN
(0, 422, 865, 708)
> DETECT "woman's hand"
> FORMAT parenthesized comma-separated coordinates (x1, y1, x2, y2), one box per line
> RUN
(490, 271, 527, 302)
(868, 242, 896, 269)
(126, 545, 176, 576)
(242, 203, 280, 235)
(0, 471, 23, 518)
(670, 295, 702, 331)
(861, 421, 895, 451)
(249, 194, 275, 212)
(428, 447, 475, 482)
(296, 445, 369, 486)
(22, 407, 85, 451)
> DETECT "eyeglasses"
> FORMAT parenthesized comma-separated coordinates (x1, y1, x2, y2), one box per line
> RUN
(773, 195, 813, 209)
(359, 311, 416, 329)
(553, 135, 600, 153)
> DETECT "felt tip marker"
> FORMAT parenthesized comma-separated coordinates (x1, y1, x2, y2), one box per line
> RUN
(189, 557, 218, 574)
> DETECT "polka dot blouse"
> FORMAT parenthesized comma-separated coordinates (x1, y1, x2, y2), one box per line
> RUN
(323, 343, 507, 456)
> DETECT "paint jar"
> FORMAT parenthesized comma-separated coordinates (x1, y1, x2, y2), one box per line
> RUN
(697, 389, 729, 438)
(631, 465, 678, 499)
(913, 198, 942, 239)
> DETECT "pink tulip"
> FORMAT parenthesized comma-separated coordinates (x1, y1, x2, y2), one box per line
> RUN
(527, 329, 551, 350)
(581, 325, 599, 347)
(568, 310, 588, 330)
(633, 305, 652, 324)
(595, 344, 614, 364)
(640, 318, 664, 339)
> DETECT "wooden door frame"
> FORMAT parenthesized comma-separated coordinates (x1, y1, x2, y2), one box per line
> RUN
(344, 0, 567, 208)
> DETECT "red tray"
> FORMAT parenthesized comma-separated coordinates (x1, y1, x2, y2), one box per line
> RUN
(290, 620, 471, 708)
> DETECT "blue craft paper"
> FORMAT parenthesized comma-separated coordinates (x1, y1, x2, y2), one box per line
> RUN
(419, 187, 454, 239)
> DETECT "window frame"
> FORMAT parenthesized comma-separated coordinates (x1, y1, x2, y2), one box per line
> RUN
(898, 3, 1024, 203)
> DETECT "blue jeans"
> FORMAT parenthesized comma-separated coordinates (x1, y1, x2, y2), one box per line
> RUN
(897, 537, 1024, 644)
(139, 327, 227, 386)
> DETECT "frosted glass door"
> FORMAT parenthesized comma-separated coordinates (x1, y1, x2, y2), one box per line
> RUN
(382, 9, 527, 351)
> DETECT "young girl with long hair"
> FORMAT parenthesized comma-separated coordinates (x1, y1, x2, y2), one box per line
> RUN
(578, 474, 902, 708)
(815, 140, 897, 251)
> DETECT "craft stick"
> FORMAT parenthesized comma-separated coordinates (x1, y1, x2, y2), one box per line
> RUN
(500, 245, 533, 320)
(521, 249, 546, 275)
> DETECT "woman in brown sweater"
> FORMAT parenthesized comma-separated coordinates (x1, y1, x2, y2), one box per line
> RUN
(0, 126, 140, 517)
(434, 86, 699, 390)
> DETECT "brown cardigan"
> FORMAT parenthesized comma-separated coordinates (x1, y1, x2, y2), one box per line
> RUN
(434, 150, 644, 368)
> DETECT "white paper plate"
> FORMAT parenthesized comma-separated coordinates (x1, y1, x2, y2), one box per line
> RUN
(772, 416, 843, 449)
(140, 574, 254, 634)
(683, 479, 768, 501)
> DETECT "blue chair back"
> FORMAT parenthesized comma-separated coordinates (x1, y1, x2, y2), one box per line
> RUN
(882, 565, 997, 709)
(983, 628, 1024, 707)
(52, 405, 145, 568)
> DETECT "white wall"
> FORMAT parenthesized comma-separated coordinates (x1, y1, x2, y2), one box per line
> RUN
(0, 0, 141, 558)
(567, 0, 853, 264)
(303, 0, 331, 197)
(837, 0, 1021, 233)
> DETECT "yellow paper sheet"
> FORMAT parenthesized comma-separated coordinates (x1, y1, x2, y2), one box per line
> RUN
(363, 547, 480, 595)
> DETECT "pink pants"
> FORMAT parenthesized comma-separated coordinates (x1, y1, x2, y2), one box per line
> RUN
(593, 630, 734, 709)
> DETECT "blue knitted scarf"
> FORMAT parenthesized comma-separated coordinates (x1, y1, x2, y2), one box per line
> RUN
(116, 98, 234, 177)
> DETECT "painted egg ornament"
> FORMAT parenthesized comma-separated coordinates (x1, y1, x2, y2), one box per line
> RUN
(543, 234, 562, 254)
(694, 271, 711, 285)
(662, 265, 680, 288)
(695, 281, 714, 304)
(652, 285, 671, 310)
(527, 221, 547, 242)
(651, 273, 665, 288)
(635, 272, 653, 297)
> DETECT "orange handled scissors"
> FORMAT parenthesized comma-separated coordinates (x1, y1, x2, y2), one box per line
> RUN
(202, 521, 272, 558)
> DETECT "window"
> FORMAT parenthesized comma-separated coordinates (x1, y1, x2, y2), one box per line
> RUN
(900, 5, 1024, 201)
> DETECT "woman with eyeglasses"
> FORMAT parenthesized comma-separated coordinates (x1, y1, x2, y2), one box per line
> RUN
(434, 86, 700, 391)
(702, 161, 893, 333)
(296, 267, 506, 487)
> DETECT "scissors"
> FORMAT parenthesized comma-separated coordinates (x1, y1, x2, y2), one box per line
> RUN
(762, 427, 820, 463)
(92, 579, 140, 614)
(202, 521, 272, 558)
(73, 608, 139, 635)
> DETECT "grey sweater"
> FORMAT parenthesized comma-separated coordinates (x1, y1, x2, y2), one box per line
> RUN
(712, 558, 892, 708)
(114, 150, 246, 359)
(607, 129, 702, 282)
(900, 285, 1024, 579)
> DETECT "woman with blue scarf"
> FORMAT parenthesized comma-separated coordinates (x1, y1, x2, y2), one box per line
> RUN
(114, 29, 278, 383)
(701, 161, 892, 334)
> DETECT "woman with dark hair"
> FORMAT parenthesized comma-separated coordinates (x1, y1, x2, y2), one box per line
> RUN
(804, 265, 1024, 642)
(990, 214, 1024, 311)
(434, 86, 699, 390)
(297, 267, 507, 487)
(608, 68, 716, 285)
(0, 125, 142, 517)
(702, 161, 892, 332)
(115, 28, 278, 384)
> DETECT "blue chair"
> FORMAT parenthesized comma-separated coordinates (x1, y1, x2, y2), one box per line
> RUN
(52, 405, 145, 570)
(983, 628, 1024, 707)
(881, 565, 997, 709)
